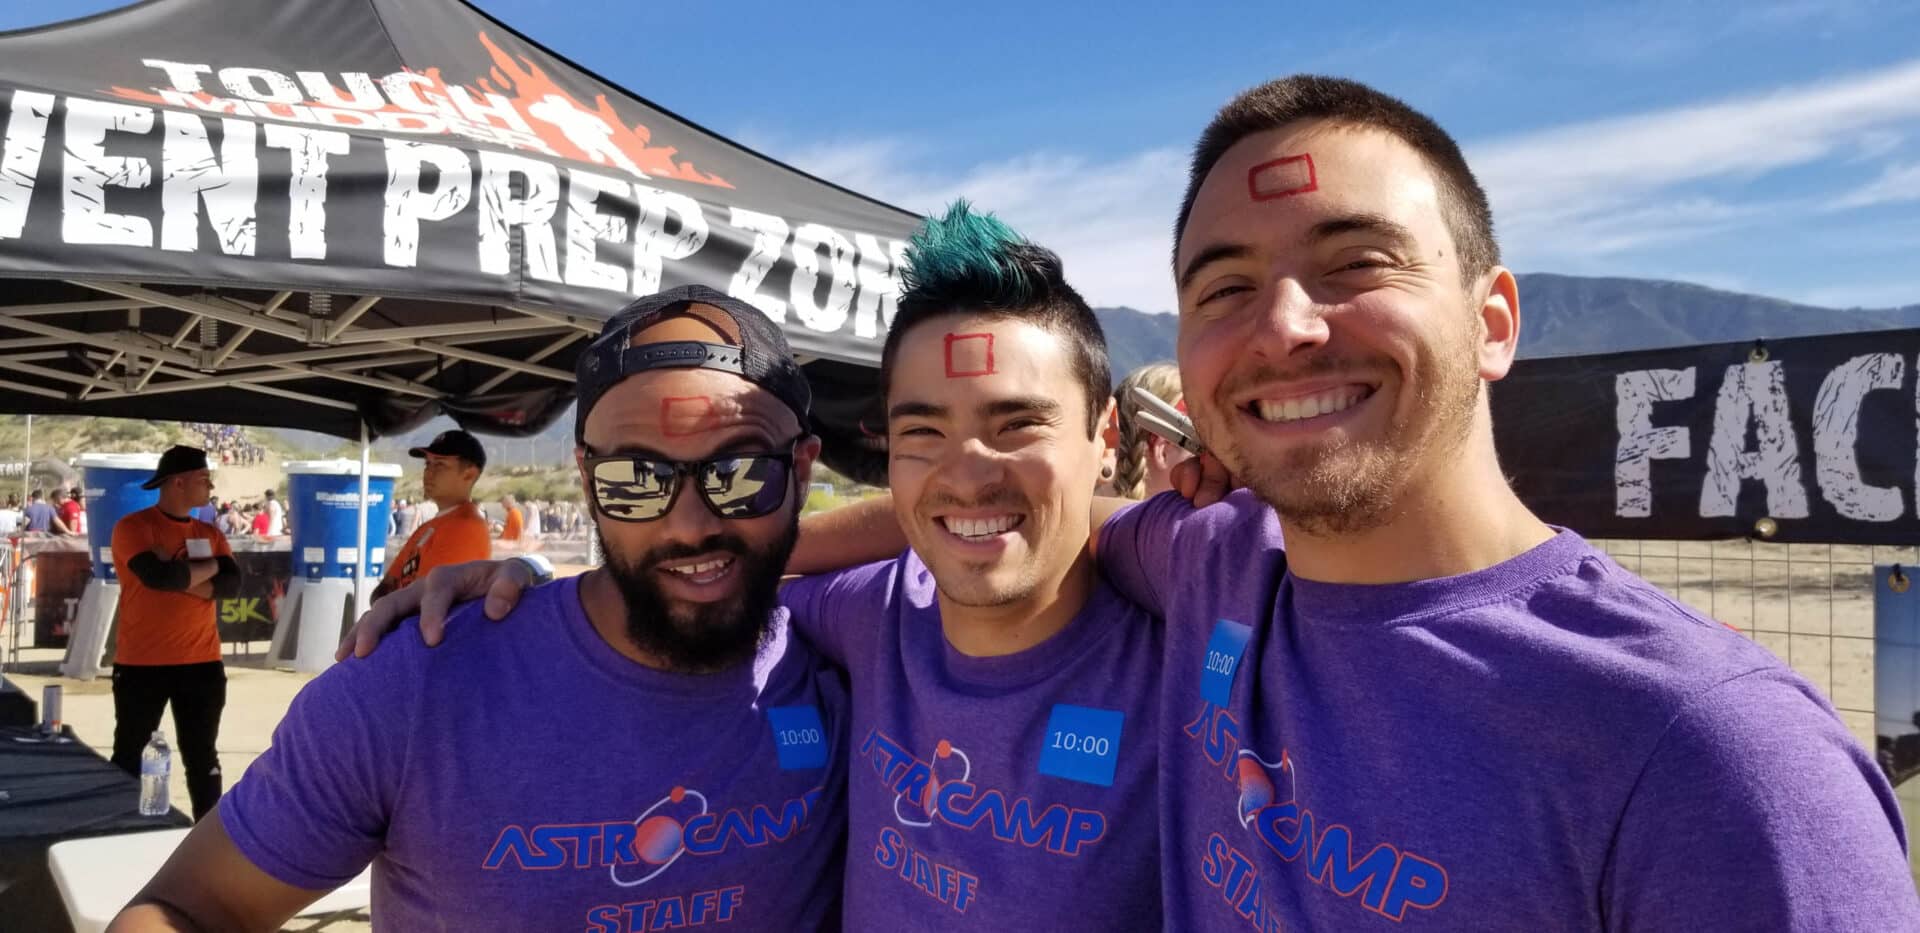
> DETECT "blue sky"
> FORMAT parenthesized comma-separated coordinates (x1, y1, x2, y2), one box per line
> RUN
(6, 0, 1920, 314)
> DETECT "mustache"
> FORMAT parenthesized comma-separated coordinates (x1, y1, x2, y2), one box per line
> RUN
(918, 486, 1031, 514)
(1216, 354, 1389, 397)
(634, 533, 750, 569)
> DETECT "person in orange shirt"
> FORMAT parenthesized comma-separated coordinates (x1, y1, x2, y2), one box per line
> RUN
(497, 494, 524, 542)
(372, 430, 492, 600)
(110, 445, 242, 821)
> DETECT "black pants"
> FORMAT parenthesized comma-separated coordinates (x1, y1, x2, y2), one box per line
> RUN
(110, 661, 226, 821)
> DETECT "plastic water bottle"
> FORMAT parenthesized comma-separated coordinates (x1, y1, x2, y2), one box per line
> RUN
(138, 730, 171, 817)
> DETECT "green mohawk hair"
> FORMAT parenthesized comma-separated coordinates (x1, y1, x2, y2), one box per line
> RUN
(900, 200, 1046, 309)
(880, 199, 1112, 438)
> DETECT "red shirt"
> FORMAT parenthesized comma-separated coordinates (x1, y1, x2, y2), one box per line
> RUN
(251, 511, 270, 536)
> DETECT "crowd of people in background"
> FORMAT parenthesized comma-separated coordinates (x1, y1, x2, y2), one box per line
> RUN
(388, 495, 587, 540)
(4, 484, 595, 543)
(0, 486, 87, 537)
(2, 416, 603, 547)
(181, 422, 269, 466)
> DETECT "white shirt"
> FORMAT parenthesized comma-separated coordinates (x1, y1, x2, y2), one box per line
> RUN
(266, 497, 285, 535)
(0, 507, 19, 534)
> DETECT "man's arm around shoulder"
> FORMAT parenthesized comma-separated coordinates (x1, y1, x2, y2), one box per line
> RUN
(108, 808, 329, 932)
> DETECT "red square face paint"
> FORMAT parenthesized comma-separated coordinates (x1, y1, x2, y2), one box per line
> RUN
(1248, 154, 1317, 201)
(660, 396, 717, 437)
(943, 332, 996, 377)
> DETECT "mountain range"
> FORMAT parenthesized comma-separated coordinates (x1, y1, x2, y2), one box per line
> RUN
(283, 273, 1920, 465)
(1094, 272, 1920, 380)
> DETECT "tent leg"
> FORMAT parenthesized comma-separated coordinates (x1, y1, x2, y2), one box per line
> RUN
(354, 421, 371, 621)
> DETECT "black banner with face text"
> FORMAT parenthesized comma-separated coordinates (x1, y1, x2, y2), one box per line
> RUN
(1492, 328, 1920, 545)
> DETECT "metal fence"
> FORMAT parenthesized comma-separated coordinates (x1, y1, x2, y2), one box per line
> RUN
(1591, 539, 1915, 755)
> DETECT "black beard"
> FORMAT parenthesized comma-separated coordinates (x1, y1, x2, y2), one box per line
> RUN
(597, 512, 798, 674)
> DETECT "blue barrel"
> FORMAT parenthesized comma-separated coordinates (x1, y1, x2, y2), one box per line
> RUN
(286, 460, 402, 582)
(77, 453, 162, 581)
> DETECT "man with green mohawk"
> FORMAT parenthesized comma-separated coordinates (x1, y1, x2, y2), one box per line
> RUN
(349, 201, 1167, 929)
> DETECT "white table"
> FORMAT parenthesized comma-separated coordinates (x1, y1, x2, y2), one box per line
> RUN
(46, 828, 372, 932)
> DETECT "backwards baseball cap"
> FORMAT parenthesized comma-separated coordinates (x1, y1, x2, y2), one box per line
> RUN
(575, 285, 812, 441)
(143, 445, 210, 489)
(408, 429, 488, 470)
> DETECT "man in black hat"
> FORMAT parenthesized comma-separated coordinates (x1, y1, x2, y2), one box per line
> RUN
(109, 444, 243, 820)
(116, 288, 847, 930)
(370, 430, 492, 601)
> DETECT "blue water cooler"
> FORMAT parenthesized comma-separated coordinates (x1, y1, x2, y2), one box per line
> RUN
(61, 453, 161, 680)
(267, 460, 401, 673)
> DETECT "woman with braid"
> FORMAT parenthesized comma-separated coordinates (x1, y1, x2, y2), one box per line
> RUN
(1109, 362, 1192, 499)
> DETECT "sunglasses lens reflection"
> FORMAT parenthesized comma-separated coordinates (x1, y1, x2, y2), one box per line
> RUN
(592, 459, 677, 521)
(702, 456, 787, 518)
(591, 455, 789, 521)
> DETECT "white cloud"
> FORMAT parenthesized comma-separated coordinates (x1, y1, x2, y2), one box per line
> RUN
(1834, 161, 1920, 207)
(780, 138, 1188, 313)
(769, 57, 1920, 313)
(1787, 281, 1920, 309)
(1846, 129, 1903, 162)
(1472, 58, 1920, 266)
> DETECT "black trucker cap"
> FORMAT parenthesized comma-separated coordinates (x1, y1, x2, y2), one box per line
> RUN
(574, 285, 811, 440)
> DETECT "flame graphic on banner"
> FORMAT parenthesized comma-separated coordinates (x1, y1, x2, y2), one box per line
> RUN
(105, 31, 731, 189)
(471, 32, 729, 189)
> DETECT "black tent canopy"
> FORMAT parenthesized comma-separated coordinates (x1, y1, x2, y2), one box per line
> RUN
(0, 0, 911, 478)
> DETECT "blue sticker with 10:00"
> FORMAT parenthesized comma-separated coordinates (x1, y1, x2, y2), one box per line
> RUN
(767, 705, 828, 771)
(1038, 704, 1125, 787)
(1201, 619, 1253, 707)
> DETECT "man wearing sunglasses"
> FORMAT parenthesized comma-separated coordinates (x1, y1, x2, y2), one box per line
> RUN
(111, 287, 849, 932)
(342, 204, 1166, 930)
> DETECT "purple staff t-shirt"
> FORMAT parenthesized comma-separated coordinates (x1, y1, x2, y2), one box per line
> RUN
(781, 550, 1162, 930)
(1100, 490, 1920, 931)
(221, 575, 850, 932)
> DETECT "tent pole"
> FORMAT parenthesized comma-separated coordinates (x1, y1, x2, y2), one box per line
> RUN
(21, 414, 29, 504)
(355, 421, 371, 621)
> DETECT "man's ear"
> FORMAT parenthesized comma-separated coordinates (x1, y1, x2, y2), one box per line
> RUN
(1477, 266, 1521, 382)
(792, 435, 825, 492)
(574, 446, 593, 501)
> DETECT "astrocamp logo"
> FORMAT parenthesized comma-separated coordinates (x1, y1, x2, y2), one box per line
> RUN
(860, 730, 1107, 857)
(1185, 703, 1450, 923)
(482, 784, 826, 886)
(107, 32, 732, 189)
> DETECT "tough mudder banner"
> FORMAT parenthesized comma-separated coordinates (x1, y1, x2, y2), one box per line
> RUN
(1493, 328, 1920, 544)
(0, 0, 918, 367)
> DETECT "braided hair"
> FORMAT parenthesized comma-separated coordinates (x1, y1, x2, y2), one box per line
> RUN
(1111, 362, 1183, 499)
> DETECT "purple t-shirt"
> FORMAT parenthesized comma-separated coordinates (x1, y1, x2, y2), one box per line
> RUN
(1100, 489, 1920, 931)
(222, 576, 850, 932)
(782, 550, 1162, 930)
